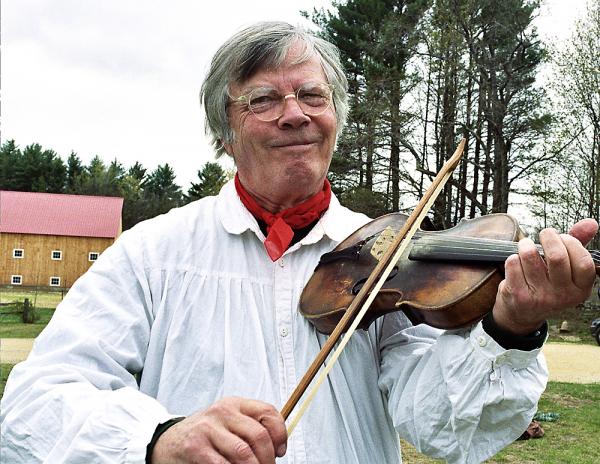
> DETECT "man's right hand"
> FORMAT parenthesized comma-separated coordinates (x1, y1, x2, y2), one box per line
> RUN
(151, 397, 288, 464)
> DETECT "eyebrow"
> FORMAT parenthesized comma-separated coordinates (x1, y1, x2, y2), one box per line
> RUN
(238, 81, 328, 95)
(236, 85, 276, 95)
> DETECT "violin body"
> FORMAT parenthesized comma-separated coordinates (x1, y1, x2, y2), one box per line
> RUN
(300, 213, 525, 334)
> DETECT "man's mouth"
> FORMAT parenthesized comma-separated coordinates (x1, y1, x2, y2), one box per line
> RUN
(271, 139, 318, 148)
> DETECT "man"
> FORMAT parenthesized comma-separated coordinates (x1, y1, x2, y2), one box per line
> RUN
(1, 22, 598, 464)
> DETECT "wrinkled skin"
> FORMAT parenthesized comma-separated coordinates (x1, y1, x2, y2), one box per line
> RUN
(152, 397, 288, 464)
(223, 42, 337, 213)
(492, 219, 598, 335)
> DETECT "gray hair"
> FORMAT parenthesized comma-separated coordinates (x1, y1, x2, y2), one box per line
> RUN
(200, 21, 349, 158)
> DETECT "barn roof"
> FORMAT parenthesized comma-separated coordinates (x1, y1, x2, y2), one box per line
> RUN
(0, 191, 124, 238)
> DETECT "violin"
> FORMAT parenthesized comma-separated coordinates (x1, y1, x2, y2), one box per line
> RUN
(300, 212, 600, 334)
(281, 139, 599, 432)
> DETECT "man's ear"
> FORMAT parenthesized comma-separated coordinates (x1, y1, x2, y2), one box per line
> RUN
(218, 138, 234, 157)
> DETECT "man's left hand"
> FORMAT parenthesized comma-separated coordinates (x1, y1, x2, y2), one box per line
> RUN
(491, 218, 598, 336)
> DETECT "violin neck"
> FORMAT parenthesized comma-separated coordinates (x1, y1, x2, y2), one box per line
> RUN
(409, 236, 600, 276)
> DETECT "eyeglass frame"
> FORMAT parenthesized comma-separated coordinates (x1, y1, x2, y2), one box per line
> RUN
(228, 82, 335, 122)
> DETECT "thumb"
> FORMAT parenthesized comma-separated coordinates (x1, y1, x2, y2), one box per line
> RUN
(568, 218, 599, 247)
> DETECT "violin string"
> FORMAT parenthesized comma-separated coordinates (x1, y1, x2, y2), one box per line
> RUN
(364, 228, 520, 253)
(375, 230, 525, 257)
(417, 236, 600, 261)
(377, 228, 600, 260)
(415, 236, 524, 250)
(415, 239, 535, 257)
(395, 229, 523, 248)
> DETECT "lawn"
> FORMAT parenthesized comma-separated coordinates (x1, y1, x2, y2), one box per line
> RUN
(400, 381, 600, 463)
(0, 288, 64, 308)
(0, 288, 61, 338)
(1, 363, 13, 398)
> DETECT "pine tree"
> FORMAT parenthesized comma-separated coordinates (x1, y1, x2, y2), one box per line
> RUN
(142, 163, 183, 217)
(0, 140, 20, 190)
(11, 143, 67, 193)
(186, 162, 227, 201)
(308, 0, 429, 214)
(66, 152, 84, 192)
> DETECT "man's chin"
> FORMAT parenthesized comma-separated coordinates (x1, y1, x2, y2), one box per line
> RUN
(283, 167, 326, 194)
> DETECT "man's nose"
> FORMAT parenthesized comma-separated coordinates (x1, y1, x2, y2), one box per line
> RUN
(277, 94, 310, 129)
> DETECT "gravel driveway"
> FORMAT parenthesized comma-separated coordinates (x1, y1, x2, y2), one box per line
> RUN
(542, 343, 599, 383)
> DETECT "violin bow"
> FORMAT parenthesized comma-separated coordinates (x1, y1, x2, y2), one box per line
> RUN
(280, 138, 467, 435)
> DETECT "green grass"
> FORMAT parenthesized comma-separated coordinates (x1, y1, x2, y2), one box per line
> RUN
(0, 307, 56, 337)
(0, 288, 61, 338)
(401, 381, 600, 463)
(0, 288, 64, 308)
(546, 306, 599, 345)
(1, 363, 14, 398)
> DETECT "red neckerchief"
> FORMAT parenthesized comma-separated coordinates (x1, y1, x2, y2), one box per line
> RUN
(234, 174, 331, 261)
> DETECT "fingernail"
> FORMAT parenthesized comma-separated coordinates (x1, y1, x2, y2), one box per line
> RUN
(277, 444, 287, 457)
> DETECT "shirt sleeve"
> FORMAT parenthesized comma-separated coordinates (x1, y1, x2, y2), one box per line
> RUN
(377, 312, 548, 464)
(0, 228, 177, 463)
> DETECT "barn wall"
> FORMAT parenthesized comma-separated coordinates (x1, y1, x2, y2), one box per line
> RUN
(1, 233, 115, 288)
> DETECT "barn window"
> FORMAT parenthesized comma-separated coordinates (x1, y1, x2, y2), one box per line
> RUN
(49, 277, 61, 286)
(89, 252, 99, 262)
(51, 250, 63, 260)
(13, 249, 24, 258)
(11, 275, 22, 285)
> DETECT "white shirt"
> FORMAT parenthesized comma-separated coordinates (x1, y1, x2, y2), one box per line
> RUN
(1, 180, 548, 463)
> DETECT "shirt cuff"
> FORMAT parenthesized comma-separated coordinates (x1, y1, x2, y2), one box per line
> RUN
(146, 417, 186, 464)
(482, 312, 547, 351)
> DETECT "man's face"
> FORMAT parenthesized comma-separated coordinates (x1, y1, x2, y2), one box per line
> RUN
(224, 43, 337, 212)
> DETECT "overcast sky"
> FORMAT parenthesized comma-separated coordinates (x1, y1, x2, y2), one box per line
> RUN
(1, 0, 589, 190)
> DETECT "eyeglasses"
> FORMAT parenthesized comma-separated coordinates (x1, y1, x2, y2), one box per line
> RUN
(231, 82, 334, 122)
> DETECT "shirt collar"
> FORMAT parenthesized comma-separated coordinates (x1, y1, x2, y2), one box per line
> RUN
(217, 178, 369, 245)
(217, 180, 265, 238)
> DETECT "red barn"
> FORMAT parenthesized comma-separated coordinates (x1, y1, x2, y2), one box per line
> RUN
(1, 191, 123, 289)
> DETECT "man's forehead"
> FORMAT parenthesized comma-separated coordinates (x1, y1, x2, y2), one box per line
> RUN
(233, 56, 326, 94)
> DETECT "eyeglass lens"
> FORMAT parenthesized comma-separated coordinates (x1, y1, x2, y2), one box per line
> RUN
(248, 83, 332, 121)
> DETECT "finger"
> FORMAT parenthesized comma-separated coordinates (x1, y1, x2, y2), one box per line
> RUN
(499, 252, 530, 311)
(224, 414, 276, 464)
(194, 447, 231, 464)
(516, 237, 549, 291)
(568, 218, 599, 246)
(560, 233, 597, 289)
(208, 425, 259, 464)
(502, 253, 524, 295)
(538, 228, 572, 287)
(239, 400, 287, 458)
(257, 414, 287, 458)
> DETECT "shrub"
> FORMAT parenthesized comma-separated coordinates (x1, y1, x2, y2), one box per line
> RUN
(21, 298, 39, 324)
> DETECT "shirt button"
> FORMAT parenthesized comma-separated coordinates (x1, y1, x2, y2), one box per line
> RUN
(279, 258, 285, 267)
(280, 327, 289, 337)
(477, 335, 487, 347)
